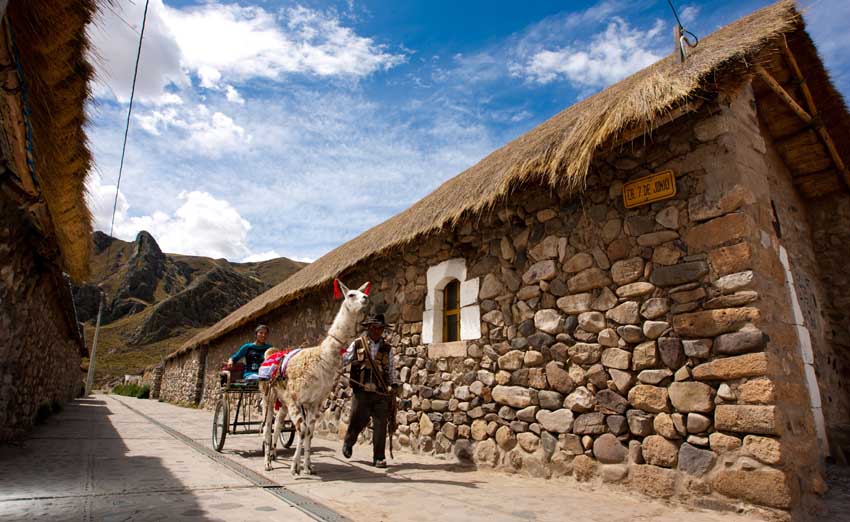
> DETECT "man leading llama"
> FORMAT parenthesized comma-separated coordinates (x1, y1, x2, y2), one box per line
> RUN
(341, 313, 397, 468)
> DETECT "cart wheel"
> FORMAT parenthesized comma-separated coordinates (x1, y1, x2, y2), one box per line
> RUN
(212, 399, 229, 452)
(280, 425, 296, 449)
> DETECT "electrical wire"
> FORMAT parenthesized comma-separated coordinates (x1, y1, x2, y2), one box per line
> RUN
(105, 3, 140, 35)
(666, 0, 684, 27)
(666, 0, 699, 60)
(109, 0, 150, 237)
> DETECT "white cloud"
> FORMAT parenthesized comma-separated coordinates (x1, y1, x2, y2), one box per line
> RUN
(87, 172, 130, 236)
(510, 110, 533, 122)
(517, 17, 664, 88)
(242, 251, 315, 263)
(87, 175, 254, 260)
(171, 3, 405, 79)
(157, 92, 184, 105)
(509, 0, 624, 59)
(563, 0, 623, 27)
(91, 85, 496, 261)
(185, 110, 249, 157)
(679, 5, 700, 25)
(225, 85, 245, 104)
(134, 104, 250, 157)
(242, 250, 281, 263)
(88, 0, 186, 104)
(197, 65, 222, 88)
(88, 1, 405, 104)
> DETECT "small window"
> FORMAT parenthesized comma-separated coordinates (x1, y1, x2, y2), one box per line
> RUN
(443, 280, 460, 342)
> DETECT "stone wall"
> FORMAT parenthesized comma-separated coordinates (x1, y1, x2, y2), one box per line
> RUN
(162, 83, 831, 516)
(141, 365, 164, 399)
(0, 190, 84, 441)
(160, 347, 206, 404)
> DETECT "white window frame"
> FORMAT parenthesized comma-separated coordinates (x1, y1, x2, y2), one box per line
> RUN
(422, 258, 481, 344)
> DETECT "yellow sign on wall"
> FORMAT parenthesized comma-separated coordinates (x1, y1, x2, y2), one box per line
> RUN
(623, 170, 677, 209)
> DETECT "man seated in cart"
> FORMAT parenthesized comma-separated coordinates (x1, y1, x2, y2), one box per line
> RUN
(225, 324, 273, 382)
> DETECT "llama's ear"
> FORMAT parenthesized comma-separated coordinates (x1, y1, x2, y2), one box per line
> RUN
(335, 279, 350, 299)
(358, 282, 371, 296)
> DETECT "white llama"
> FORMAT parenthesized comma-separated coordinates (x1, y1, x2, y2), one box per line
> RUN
(262, 279, 369, 475)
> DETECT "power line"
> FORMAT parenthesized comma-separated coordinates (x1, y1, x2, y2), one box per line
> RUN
(665, 0, 699, 62)
(666, 0, 684, 28)
(94, 0, 150, 394)
(109, 0, 150, 237)
(105, 3, 140, 35)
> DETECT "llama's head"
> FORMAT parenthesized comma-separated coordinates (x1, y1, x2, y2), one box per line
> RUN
(336, 279, 370, 316)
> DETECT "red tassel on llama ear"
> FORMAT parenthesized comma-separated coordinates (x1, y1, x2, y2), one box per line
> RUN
(363, 282, 371, 296)
(333, 279, 342, 300)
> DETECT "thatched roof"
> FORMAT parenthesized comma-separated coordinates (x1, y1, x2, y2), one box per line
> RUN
(5, 0, 97, 282)
(172, 0, 849, 358)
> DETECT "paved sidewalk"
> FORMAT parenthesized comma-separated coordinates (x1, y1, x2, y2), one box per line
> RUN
(1, 395, 762, 521)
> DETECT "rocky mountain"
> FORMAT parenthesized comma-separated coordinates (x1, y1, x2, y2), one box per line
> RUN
(75, 231, 307, 383)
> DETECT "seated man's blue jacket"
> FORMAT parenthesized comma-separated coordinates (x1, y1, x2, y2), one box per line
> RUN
(230, 342, 272, 374)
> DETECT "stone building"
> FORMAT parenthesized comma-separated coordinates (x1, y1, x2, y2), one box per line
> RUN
(162, 2, 848, 517)
(0, 1, 96, 441)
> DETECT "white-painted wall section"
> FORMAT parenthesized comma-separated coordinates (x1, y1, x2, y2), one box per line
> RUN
(779, 245, 828, 456)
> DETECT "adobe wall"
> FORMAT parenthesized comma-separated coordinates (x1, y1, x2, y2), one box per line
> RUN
(0, 191, 84, 442)
(162, 83, 829, 517)
(756, 109, 841, 452)
(806, 194, 850, 431)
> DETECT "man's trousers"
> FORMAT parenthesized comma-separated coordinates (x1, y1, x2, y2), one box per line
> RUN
(344, 390, 391, 461)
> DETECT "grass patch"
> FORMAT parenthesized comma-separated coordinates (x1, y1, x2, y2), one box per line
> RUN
(171, 400, 201, 409)
(111, 383, 151, 399)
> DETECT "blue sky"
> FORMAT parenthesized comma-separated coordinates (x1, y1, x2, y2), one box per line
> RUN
(85, 0, 850, 263)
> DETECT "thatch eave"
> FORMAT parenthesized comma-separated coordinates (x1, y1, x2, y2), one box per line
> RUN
(2, 1, 98, 283)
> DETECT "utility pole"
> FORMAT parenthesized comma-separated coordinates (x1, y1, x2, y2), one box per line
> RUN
(85, 291, 104, 396)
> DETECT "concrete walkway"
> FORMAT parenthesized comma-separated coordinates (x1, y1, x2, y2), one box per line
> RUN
(0, 395, 762, 522)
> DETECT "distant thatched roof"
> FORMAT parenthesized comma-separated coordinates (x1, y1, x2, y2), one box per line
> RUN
(172, 0, 849, 358)
(5, 0, 97, 281)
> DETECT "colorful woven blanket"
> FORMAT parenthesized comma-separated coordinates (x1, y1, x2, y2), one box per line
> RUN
(258, 348, 302, 380)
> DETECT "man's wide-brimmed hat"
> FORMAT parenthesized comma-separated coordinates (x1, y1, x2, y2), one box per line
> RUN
(361, 313, 389, 327)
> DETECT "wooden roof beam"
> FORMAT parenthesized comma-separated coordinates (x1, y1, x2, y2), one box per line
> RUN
(771, 41, 850, 192)
(755, 64, 813, 124)
(782, 36, 819, 123)
(771, 125, 818, 147)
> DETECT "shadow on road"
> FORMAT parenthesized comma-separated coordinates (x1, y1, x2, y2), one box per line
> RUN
(284, 458, 483, 489)
(0, 397, 215, 521)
